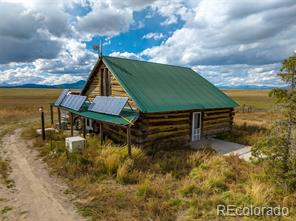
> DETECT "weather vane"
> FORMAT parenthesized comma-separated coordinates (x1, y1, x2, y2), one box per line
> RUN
(93, 39, 103, 59)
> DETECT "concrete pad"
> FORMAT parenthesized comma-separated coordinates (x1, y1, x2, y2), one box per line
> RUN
(207, 138, 252, 161)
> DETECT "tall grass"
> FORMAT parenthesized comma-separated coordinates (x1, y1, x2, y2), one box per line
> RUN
(1, 88, 294, 220)
(21, 125, 296, 220)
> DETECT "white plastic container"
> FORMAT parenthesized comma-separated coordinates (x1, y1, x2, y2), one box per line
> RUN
(65, 136, 85, 152)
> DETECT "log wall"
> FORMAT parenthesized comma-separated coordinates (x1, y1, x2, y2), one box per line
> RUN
(202, 108, 234, 137)
(84, 69, 100, 101)
(103, 108, 234, 148)
(83, 62, 137, 108)
(110, 74, 137, 108)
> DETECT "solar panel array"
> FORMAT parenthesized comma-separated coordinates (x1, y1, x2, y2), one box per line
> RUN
(54, 89, 69, 106)
(88, 96, 128, 116)
(61, 94, 87, 111)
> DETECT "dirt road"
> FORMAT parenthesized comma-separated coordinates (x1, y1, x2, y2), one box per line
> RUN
(0, 129, 85, 221)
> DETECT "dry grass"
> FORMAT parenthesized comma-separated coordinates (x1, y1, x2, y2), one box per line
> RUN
(0, 88, 62, 125)
(0, 157, 14, 188)
(21, 125, 296, 220)
(1, 88, 294, 220)
(223, 89, 276, 110)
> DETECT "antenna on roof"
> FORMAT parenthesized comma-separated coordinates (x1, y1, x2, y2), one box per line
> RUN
(92, 38, 103, 59)
(99, 39, 103, 59)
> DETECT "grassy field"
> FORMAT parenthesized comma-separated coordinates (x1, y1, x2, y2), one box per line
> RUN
(0, 88, 278, 145)
(224, 89, 276, 110)
(0, 89, 274, 108)
(0, 88, 62, 125)
(0, 88, 274, 112)
(2, 88, 294, 220)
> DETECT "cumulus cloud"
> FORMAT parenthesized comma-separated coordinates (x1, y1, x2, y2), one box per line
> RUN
(143, 0, 296, 66)
(109, 51, 142, 60)
(0, 1, 64, 64)
(194, 63, 282, 87)
(0, 0, 295, 87)
(142, 32, 164, 40)
(76, 2, 133, 37)
(76, 0, 156, 37)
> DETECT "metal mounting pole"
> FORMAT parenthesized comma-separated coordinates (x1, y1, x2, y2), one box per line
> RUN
(127, 125, 131, 157)
(100, 122, 104, 145)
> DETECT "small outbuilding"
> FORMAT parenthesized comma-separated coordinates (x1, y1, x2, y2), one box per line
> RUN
(53, 56, 238, 149)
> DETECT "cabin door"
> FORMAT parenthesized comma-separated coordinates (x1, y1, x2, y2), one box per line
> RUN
(192, 112, 201, 141)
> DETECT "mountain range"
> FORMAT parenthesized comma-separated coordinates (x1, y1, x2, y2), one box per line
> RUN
(0, 80, 277, 90)
(0, 80, 86, 89)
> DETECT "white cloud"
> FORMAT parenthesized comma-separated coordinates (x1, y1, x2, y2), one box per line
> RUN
(143, 0, 296, 67)
(76, 2, 133, 37)
(194, 63, 282, 87)
(76, 0, 156, 38)
(138, 0, 296, 88)
(151, 0, 194, 25)
(142, 32, 164, 40)
(109, 51, 142, 60)
(0, 0, 295, 88)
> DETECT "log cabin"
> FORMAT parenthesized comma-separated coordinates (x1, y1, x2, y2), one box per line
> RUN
(53, 55, 238, 150)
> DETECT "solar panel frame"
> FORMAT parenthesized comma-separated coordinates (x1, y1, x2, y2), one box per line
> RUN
(88, 96, 129, 116)
(54, 89, 70, 106)
(61, 94, 87, 111)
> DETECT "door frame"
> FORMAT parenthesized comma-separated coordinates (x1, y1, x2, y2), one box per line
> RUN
(191, 112, 202, 141)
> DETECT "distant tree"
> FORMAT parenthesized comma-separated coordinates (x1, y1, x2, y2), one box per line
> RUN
(252, 54, 296, 191)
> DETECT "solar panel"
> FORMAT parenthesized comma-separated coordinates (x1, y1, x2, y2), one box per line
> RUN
(54, 89, 70, 106)
(88, 96, 128, 116)
(61, 94, 87, 111)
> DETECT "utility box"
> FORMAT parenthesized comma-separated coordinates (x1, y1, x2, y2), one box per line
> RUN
(65, 136, 85, 152)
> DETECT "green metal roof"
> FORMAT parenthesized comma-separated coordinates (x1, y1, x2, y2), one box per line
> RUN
(102, 56, 238, 113)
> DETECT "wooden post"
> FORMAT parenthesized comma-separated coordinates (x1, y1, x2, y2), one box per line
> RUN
(50, 104, 54, 127)
(70, 113, 74, 136)
(100, 122, 103, 145)
(40, 109, 45, 140)
(83, 118, 86, 138)
(57, 108, 61, 129)
(127, 125, 131, 157)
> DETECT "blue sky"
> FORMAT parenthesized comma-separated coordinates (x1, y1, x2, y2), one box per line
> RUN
(86, 8, 184, 55)
(0, 0, 295, 87)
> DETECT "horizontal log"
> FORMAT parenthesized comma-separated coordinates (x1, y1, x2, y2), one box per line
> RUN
(147, 129, 189, 140)
(204, 109, 233, 114)
(111, 85, 124, 90)
(147, 123, 189, 130)
(143, 112, 190, 118)
(203, 127, 230, 135)
(144, 117, 189, 123)
(104, 126, 141, 143)
(203, 122, 231, 130)
(203, 117, 231, 124)
(136, 119, 190, 127)
(147, 127, 190, 136)
(203, 113, 231, 120)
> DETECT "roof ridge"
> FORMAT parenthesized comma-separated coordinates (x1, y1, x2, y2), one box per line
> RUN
(103, 55, 192, 70)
